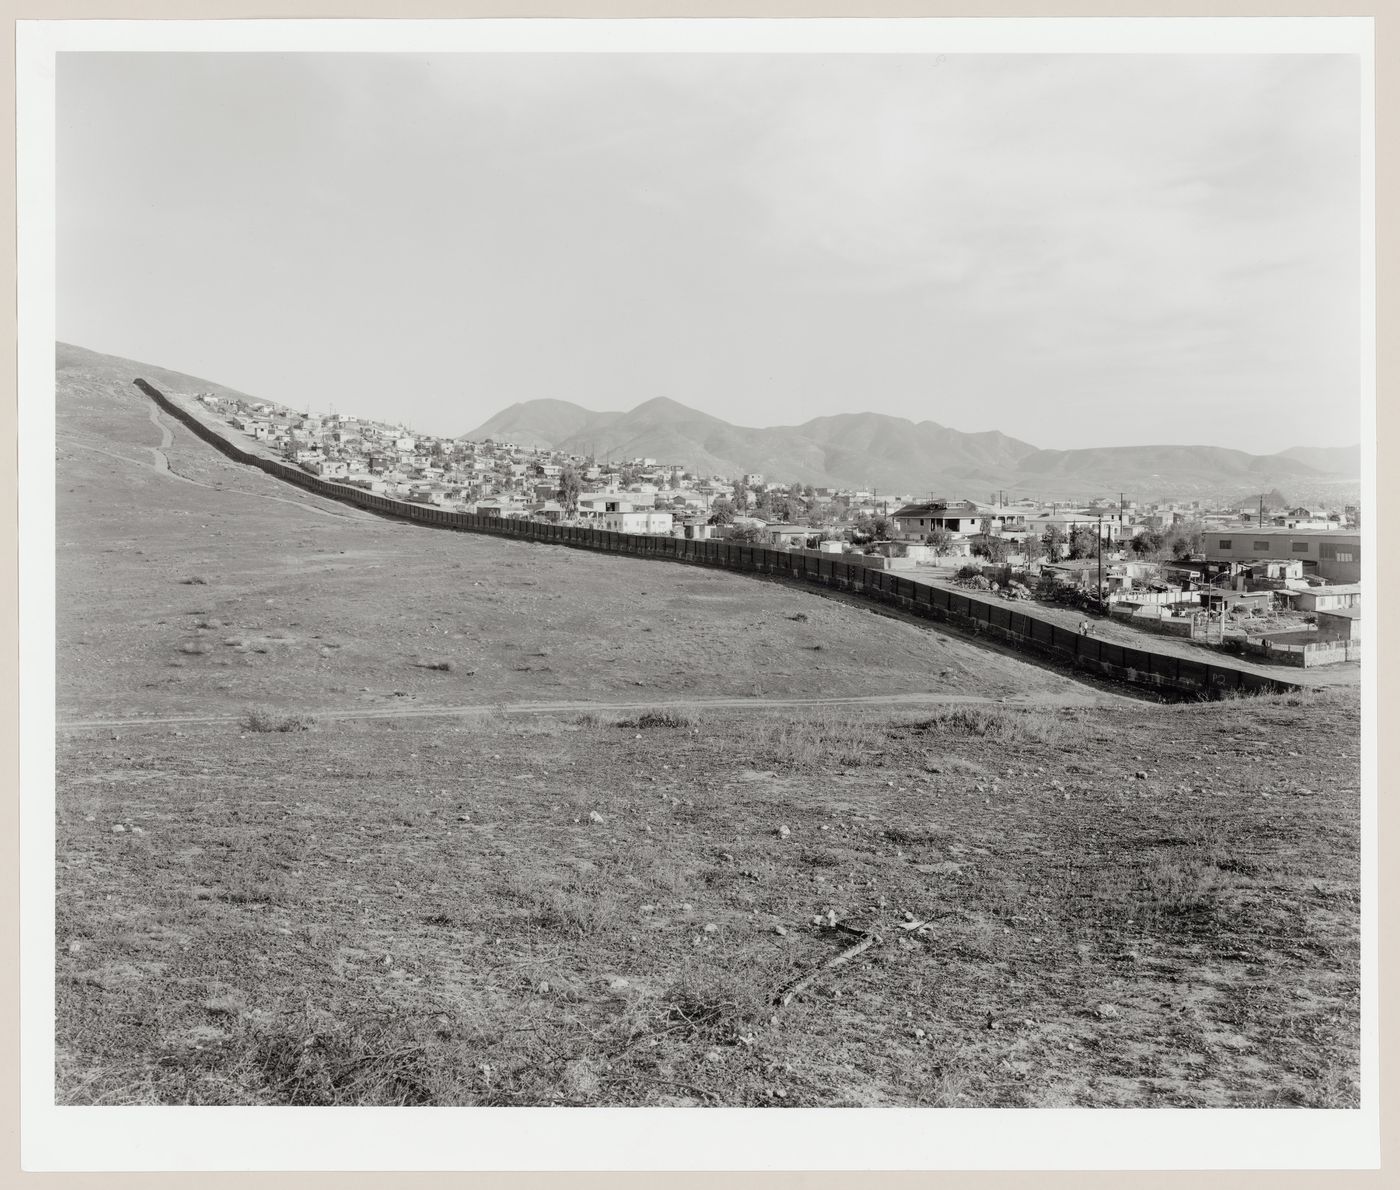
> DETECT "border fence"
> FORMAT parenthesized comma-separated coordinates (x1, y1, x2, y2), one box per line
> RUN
(134, 378, 1302, 701)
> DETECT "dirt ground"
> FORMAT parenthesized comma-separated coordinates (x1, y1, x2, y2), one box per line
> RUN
(51, 351, 1362, 1107)
(56, 695, 1360, 1108)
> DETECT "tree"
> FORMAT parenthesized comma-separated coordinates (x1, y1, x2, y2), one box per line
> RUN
(1019, 534, 1044, 563)
(707, 498, 736, 526)
(927, 528, 956, 556)
(1165, 520, 1204, 560)
(1042, 524, 1067, 559)
(727, 524, 762, 544)
(870, 515, 893, 540)
(668, 472, 681, 490)
(557, 464, 582, 514)
(1068, 523, 1099, 560)
(731, 478, 749, 509)
(1130, 528, 1166, 558)
(619, 465, 642, 487)
(973, 537, 1014, 563)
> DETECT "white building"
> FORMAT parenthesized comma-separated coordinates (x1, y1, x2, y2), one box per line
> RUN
(602, 510, 673, 535)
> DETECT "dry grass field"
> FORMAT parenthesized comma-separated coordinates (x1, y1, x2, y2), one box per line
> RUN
(52, 348, 1361, 1108)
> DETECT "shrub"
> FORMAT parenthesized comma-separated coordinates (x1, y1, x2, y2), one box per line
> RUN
(418, 660, 453, 672)
(789, 612, 809, 623)
(665, 965, 770, 1035)
(619, 710, 695, 730)
(180, 576, 208, 585)
(178, 641, 210, 655)
(242, 709, 312, 733)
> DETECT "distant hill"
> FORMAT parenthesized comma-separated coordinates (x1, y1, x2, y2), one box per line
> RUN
(1013, 445, 1326, 496)
(465, 396, 1349, 498)
(1273, 444, 1362, 478)
(467, 397, 1039, 493)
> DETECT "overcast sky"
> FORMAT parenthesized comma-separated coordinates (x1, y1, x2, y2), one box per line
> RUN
(58, 52, 1361, 451)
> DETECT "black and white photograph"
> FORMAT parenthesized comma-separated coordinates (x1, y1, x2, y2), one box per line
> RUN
(20, 14, 1376, 1174)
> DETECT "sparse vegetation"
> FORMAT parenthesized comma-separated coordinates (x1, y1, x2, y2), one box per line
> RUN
(618, 709, 696, 730)
(241, 709, 313, 733)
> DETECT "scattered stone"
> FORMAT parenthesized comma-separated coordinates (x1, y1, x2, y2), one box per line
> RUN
(702, 923, 718, 934)
(1095, 1003, 1121, 1021)
(705, 1050, 722, 1064)
(538, 982, 550, 994)
(607, 976, 631, 991)
(588, 810, 605, 825)
(110, 824, 126, 834)
(1134, 771, 1148, 780)
(777, 825, 791, 839)
(773, 924, 787, 936)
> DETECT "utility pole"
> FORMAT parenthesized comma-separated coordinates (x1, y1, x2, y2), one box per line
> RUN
(1096, 514, 1103, 609)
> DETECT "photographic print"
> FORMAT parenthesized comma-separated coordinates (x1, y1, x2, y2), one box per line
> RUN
(22, 15, 1376, 1173)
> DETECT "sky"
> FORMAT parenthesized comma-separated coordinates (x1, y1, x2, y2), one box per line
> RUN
(57, 52, 1362, 452)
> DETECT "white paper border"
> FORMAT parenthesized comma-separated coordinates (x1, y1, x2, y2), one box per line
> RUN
(19, 15, 1379, 1172)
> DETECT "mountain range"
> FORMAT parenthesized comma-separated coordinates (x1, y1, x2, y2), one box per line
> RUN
(467, 397, 1361, 500)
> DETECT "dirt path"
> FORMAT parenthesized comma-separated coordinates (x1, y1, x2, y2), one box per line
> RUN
(57, 688, 1119, 730)
(146, 399, 174, 470)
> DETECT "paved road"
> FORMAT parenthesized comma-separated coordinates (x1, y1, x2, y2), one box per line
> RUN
(56, 689, 1119, 730)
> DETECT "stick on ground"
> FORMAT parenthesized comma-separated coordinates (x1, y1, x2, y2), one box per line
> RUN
(773, 928, 883, 1008)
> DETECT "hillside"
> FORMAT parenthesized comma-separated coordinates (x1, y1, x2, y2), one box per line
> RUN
(1013, 445, 1326, 495)
(466, 395, 1344, 498)
(1275, 444, 1362, 478)
(58, 342, 265, 407)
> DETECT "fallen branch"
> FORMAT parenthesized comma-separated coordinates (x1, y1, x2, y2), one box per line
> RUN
(773, 927, 883, 1007)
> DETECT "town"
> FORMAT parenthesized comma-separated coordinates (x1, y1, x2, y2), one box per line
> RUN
(196, 389, 1362, 671)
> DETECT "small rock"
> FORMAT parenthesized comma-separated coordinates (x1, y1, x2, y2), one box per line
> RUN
(588, 810, 605, 824)
(773, 924, 787, 936)
(705, 1050, 722, 1064)
(110, 824, 126, 834)
(538, 982, 550, 994)
(1134, 771, 1148, 780)
(777, 825, 791, 839)
(1095, 1003, 1121, 1021)
(703, 923, 718, 934)
(607, 976, 631, 991)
